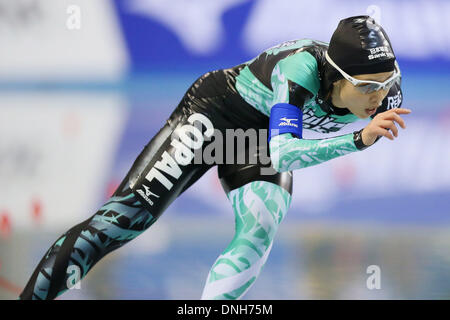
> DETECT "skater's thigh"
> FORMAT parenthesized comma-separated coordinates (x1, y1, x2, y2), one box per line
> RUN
(116, 106, 215, 219)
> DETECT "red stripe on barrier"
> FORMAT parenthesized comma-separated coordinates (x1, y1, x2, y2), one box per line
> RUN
(106, 179, 120, 199)
(31, 197, 43, 223)
(0, 211, 11, 238)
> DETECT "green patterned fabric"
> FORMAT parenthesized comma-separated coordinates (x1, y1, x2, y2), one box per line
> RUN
(236, 39, 319, 116)
(269, 132, 359, 172)
(201, 181, 291, 300)
(235, 66, 274, 115)
(274, 51, 320, 98)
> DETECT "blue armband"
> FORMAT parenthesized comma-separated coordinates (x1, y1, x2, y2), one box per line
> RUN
(268, 103, 303, 142)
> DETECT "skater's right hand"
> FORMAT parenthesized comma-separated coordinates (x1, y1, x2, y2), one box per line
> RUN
(361, 108, 412, 146)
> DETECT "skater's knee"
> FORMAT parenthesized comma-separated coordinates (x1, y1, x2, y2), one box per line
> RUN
(93, 194, 156, 231)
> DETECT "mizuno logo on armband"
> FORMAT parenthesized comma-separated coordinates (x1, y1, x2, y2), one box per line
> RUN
(279, 117, 298, 128)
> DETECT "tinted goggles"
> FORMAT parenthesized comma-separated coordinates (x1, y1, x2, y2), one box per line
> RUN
(325, 51, 400, 94)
